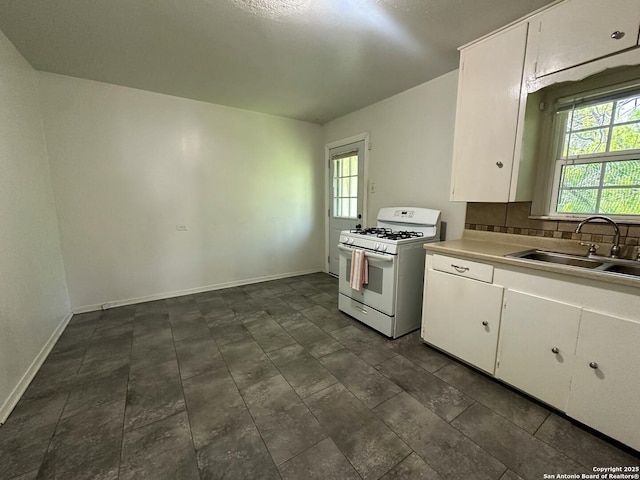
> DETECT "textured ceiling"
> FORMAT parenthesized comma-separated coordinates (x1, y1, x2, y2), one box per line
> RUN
(0, 0, 556, 123)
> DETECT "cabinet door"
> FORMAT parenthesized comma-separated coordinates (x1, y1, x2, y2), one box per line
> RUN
(567, 310, 640, 451)
(496, 290, 580, 411)
(450, 23, 527, 202)
(533, 0, 640, 78)
(422, 269, 504, 374)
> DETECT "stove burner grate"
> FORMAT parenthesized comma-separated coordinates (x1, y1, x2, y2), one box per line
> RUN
(350, 227, 392, 235)
(377, 230, 424, 240)
(349, 227, 424, 240)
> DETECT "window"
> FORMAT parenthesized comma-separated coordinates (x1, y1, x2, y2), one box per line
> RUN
(332, 152, 358, 218)
(550, 90, 640, 217)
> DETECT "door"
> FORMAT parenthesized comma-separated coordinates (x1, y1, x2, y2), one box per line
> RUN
(422, 269, 504, 374)
(567, 310, 640, 451)
(328, 140, 365, 275)
(496, 290, 580, 410)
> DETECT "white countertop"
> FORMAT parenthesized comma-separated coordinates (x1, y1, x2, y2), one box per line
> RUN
(424, 231, 640, 290)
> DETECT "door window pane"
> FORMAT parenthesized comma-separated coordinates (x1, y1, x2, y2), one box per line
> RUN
(332, 154, 359, 219)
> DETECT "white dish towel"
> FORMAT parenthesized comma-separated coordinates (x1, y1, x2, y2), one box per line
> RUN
(349, 249, 369, 291)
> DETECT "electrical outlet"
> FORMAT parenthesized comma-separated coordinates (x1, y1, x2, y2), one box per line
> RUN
(176, 225, 188, 231)
(369, 182, 376, 194)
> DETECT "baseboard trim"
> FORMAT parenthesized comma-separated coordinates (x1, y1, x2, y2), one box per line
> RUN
(0, 310, 73, 425)
(72, 268, 323, 314)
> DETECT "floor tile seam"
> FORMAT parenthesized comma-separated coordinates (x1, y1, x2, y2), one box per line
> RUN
(288, 433, 366, 480)
(116, 330, 136, 480)
(231, 369, 284, 474)
(9, 393, 68, 480)
(427, 356, 555, 436)
(529, 415, 620, 471)
(270, 350, 339, 404)
(42, 315, 103, 460)
(166, 317, 205, 480)
(372, 394, 506, 480)
(375, 450, 415, 480)
(445, 404, 537, 479)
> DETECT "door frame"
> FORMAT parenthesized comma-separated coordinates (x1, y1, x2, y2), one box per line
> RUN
(325, 132, 370, 274)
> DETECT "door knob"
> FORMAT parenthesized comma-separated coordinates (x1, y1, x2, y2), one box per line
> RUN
(611, 31, 625, 39)
(589, 362, 599, 369)
(482, 321, 489, 326)
(551, 347, 559, 354)
(496, 161, 504, 168)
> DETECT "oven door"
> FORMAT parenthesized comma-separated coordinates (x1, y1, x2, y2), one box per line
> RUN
(337, 244, 397, 315)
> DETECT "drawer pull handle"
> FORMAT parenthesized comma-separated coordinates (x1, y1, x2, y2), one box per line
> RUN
(481, 321, 489, 326)
(551, 347, 559, 354)
(611, 30, 625, 40)
(589, 362, 599, 369)
(451, 264, 469, 273)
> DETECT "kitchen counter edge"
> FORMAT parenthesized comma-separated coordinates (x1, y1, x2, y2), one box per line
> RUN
(423, 234, 640, 290)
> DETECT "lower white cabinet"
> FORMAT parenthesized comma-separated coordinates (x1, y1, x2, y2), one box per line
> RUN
(567, 310, 640, 451)
(421, 251, 640, 450)
(496, 290, 581, 410)
(422, 269, 504, 374)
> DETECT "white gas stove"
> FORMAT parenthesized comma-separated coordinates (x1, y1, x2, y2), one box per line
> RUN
(337, 207, 441, 338)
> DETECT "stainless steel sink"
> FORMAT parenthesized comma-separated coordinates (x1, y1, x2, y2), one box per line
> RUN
(601, 263, 640, 277)
(506, 250, 605, 269)
(507, 249, 640, 278)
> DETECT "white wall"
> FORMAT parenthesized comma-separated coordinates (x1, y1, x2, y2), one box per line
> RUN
(0, 31, 71, 421)
(323, 70, 466, 239)
(39, 74, 325, 311)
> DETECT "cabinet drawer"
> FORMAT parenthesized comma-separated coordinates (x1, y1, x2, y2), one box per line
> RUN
(432, 254, 494, 283)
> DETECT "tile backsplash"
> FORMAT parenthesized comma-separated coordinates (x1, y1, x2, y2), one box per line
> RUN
(465, 202, 640, 249)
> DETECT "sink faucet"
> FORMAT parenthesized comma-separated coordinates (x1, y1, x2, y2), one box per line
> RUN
(575, 216, 621, 258)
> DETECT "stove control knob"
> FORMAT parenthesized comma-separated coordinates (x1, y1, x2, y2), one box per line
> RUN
(374, 243, 380, 250)
(349, 239, 355, 245)
(381, 245, 387, 252)
(340, 236, 346, 243)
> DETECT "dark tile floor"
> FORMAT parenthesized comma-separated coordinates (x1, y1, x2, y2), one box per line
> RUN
(1, 273, 638, 480)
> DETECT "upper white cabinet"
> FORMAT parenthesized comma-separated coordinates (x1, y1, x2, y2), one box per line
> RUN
(567, 310, 640, 452)
(531, 0, 640, 78)
(451, 0, 640, 203)
(450, 23, 528, 202)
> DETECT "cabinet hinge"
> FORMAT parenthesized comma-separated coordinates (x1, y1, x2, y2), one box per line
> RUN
(327, 255, 330, 264)
(503, 301, 507, 310)
(328, 209, 330, 217)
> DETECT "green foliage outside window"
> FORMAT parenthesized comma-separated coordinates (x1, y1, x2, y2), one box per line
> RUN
(556, 94, 640, 215)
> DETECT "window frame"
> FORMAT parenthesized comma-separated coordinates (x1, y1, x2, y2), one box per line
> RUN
(546, 89, 640, 220)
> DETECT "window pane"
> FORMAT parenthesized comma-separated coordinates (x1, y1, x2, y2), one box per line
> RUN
(340, 178, 350, 197)
(600, 188, 640, 214)
(614, 95, 640, 123)
(334, 198, 341, 217)
(337, 158, 347, 176)
(349, 198, 357, 218)
(560, 163, 602, 188)
(610, 123, 640, 152)
(557, 189, 598, 213)
(350, 176, 358, 196)
(350, 156, 358, 175)
(603, 160, 640, 186)
(565, 128, 608, 156)
(570, 103, 612, 131)
(341, 199, 351, 217)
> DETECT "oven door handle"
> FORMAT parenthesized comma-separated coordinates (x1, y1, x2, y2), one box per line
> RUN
(337, 244, 394, 262)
